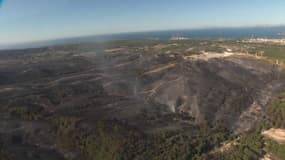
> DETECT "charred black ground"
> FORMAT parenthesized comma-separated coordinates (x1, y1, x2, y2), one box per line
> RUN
(0, 39, 285, 160)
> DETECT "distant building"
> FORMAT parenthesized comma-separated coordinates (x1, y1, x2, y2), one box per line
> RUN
(170, 36, 190, 41)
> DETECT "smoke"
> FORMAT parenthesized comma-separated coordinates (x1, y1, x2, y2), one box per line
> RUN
(75, 40, 144, 100)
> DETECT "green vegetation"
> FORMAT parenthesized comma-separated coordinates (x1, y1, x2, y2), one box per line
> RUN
(267, 92, 285, 128)
(263, 91, 285, 160)
(233, 131, 264, 159)
(119, 128, 230, 160)
(266, 140, 285, 160)
(160, 44, 189, 53)
(51, 116, 80, 149)
(261, 45, 285, 61)
(212, 130, 264, 160)
(83, 130, 123, 160)
(1, 39, 285, 160)
(49, 116, 233, 160)
(246, 44, 285, 61)
(204, 45, 226, 53)
(7, 106, 43, 121)
(51, 117, 137, 160)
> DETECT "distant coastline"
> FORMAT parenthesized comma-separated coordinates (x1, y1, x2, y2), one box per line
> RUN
(1, 26, 285, 50)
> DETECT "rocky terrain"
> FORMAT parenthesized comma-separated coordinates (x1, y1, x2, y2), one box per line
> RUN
(0, 39, 285, 160)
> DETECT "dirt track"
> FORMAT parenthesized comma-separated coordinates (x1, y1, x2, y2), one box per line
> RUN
(262, 128, 285, 143)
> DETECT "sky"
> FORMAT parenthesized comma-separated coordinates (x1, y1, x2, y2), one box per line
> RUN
(0, 0, 285, 44)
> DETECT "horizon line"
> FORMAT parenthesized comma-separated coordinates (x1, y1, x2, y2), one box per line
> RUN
(1, 24, 285, 47)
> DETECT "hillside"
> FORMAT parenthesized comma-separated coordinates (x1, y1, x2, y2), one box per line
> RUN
(0, 39, 285, 160)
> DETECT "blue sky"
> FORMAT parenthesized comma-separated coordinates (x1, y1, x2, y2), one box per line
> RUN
(0, 0, 285, 44)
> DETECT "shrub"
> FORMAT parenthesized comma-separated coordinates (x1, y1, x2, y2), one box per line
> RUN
(267, 92, 285, 128)
(266, 139, 285, 160)
(212, 130, 264, 160)
(8, 106, 43, 120)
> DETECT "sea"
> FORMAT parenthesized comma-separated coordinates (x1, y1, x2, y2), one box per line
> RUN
(90, 26, 285, 40)
(1, 26, 285, 50)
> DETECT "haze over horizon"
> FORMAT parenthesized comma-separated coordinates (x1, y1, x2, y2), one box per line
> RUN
(1, 0, 285, 45)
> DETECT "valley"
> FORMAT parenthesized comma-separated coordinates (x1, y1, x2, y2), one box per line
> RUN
(0, 39, 285, 160)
